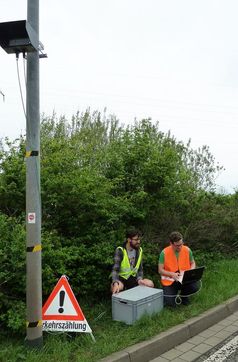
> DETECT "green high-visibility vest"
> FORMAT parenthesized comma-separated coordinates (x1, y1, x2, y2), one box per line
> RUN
(118, 246, 143, 280)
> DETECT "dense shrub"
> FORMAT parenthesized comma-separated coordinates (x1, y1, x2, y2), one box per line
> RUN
(0, 110, 237, 333)
(0, 213, 26, 332)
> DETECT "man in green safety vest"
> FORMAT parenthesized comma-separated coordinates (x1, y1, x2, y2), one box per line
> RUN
(111, 227, 154, 294)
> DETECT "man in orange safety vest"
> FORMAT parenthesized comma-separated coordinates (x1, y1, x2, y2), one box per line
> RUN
(158, 231, 198, 307)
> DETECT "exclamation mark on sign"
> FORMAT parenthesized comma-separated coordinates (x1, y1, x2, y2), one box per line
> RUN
(58, 290, 65, 313)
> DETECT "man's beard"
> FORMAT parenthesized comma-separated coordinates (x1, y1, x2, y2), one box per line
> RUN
(130, 241, 140, 250)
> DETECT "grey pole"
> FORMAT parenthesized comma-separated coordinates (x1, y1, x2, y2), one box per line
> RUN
(25, 0, 43, 348)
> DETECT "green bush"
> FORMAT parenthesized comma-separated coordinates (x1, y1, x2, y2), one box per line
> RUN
(0, 110, 238, 334)
(0, 213, 26, 333)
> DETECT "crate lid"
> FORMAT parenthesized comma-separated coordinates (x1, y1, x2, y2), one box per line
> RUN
(112, 286, 163, 303)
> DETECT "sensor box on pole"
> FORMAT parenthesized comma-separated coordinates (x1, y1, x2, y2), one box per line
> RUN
(0, 20, 38, 54)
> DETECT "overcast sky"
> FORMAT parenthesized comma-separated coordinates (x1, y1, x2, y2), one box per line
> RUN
(1, 0, 238, 193)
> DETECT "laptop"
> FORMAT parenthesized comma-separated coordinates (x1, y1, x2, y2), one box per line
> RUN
(177, 266, 205, 285)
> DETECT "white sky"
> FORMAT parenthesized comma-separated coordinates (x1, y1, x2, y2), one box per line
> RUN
(1, 0, 238, 193)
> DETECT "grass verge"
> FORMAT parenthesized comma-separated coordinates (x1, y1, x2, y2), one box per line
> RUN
(1, 257, 238, 362)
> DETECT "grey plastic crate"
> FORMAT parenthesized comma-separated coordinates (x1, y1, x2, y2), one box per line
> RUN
(112, 286, 163, 325)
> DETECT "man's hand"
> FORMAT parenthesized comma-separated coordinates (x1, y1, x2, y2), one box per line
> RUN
(171, 272, 181, 281)
(138, 279, 154, 287)
(112, 282, 120, 294)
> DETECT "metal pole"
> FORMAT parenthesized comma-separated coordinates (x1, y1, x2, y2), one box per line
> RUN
(25, 0, 43, 348)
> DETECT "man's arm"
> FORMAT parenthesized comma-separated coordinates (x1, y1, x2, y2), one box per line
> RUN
(158, 263, 181, 282)
(111, 247, 124, 294)
(158, 250, 180, 281)
(136, 259, 143, 282)
(189, 248, 196, 269)
(111, 247, 123, 283)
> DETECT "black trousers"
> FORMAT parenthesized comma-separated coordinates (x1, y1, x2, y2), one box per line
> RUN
(119, 276, 138, 290)
(163, 281, 199, 307)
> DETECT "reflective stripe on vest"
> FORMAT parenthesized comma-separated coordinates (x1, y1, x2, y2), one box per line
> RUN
(161, 245, 191, 286)
(161, 276, 174, 282)
(118, 246, 143, 280)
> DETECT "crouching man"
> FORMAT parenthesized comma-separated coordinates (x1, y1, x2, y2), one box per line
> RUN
(111, 228, 154, 294)
(158, 231, 199, 307)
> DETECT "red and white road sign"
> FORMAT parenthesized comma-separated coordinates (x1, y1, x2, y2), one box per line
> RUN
(42, 275, 92, 333)
(28, 212, 36, 224)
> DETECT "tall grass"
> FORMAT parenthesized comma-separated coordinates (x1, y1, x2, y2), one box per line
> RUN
(1, 257, 238, 362)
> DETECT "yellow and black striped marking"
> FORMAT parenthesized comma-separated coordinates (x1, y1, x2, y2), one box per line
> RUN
(25, 150, 39, 157)
(26, 320, 43, 328)
(26, 244, 42, 252)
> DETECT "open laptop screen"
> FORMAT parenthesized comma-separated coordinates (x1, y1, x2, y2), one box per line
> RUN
(178, 266, 205, 285)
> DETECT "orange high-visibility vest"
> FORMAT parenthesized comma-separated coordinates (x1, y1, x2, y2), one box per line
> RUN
(161, 245, 191, 286)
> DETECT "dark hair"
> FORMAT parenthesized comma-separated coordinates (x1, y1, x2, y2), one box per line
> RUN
(126, 227, 141, 239)
(169, 231, 183, 244)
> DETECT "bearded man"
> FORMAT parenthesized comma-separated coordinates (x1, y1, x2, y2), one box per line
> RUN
(111, 227, 154, 294)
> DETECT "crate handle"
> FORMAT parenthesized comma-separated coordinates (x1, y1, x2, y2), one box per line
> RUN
(119, 300, 128, 304)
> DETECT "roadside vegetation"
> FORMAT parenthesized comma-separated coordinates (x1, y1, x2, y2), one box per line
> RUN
(0, 110, 238, 360)
(1, 256, 238, 362)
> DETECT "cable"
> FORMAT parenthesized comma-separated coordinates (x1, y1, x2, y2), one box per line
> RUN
(0, 90, 5, 102)
(23, 52, 27, 87)
(163, 280, 203, 306)
(16, 53, 27, 120)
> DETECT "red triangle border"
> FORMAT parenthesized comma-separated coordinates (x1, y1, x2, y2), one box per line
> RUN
(42, 276, 85, 321)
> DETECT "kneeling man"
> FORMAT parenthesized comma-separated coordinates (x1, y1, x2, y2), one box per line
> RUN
(158, 231, 198, 307)
(111, 228, 154, 294)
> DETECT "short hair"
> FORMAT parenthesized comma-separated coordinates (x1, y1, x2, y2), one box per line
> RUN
(169, 231, 183, 244)
(126, 227, 141, 239)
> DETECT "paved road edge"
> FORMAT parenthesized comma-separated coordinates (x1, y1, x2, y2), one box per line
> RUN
(100, 295, 238, 362)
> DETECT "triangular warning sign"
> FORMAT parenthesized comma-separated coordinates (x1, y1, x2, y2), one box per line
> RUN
(43, 275, 84, 320)
(42, 275, 92, 333)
